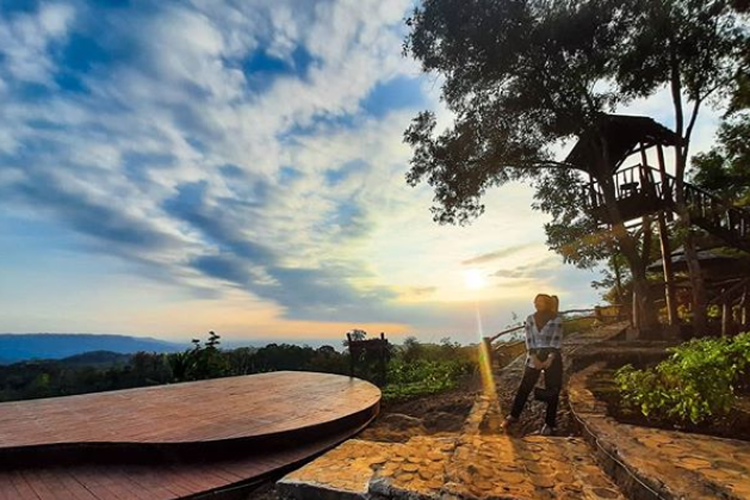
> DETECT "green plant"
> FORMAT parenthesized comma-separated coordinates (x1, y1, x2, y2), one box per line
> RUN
(616, 332, 750, 424)
(382, 358, 475, 403)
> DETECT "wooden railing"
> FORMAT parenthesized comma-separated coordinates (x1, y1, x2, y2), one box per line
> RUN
(583, 164, 750, 252)
(708, 277, 750, 336)
(482, 305, 625, 366)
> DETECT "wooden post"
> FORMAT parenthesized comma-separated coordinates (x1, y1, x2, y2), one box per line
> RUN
(656, 144, 673, 221)
(347, 332, 355, 377)
(657, 213, 678, 326)
(646, 144, 677, 326)
(379, 332, 387, 386)
(639, 143, 649, 191)
(722, 293, 730, 337)
(482, 337, 494, 367)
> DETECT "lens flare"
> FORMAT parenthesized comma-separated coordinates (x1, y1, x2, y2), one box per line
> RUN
(475, 304, 497, 400)
(464, 269, 485, 290)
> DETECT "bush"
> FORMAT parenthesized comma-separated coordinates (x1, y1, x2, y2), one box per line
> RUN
(615, 332, 750, 424)
(382, 358, 475, 402)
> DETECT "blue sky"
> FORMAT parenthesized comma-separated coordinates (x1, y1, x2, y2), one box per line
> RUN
(0, 1, 721, 344)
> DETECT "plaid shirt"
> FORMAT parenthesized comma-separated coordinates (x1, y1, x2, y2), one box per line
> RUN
(524, 314, 563, 368)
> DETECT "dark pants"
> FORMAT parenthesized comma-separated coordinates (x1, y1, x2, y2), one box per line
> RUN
(510, 353, 563, 427)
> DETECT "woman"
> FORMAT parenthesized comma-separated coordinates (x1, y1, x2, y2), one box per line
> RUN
(502, 293, 563, 436)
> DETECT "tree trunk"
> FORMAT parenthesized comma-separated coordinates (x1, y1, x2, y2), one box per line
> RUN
(669, 49, 708, 335)
(673, 144, 708, 335)
(597, 168, 658, 331)
(612, 255, 624, 305)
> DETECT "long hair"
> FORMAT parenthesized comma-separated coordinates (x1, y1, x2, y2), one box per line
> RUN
(534, 293, 559, 328)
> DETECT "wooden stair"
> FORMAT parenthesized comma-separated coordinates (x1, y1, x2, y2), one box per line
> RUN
(583, 164, 750, 254)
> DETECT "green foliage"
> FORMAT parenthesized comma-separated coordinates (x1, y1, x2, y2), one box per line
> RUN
(382, 337, 476, 402)
(0, 333, 480, 405)
(562, 316, 597, 335)
(691, 112, 750, 206)
(382, 358, 475, 403)
(403, 0, 627, 225)
(616, 332, 750, 424)
(0, 334, 347, 402)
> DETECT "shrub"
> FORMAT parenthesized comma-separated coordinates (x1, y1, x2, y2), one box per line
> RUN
(382, 358, 475, 402)
(615, 332, 750, 424)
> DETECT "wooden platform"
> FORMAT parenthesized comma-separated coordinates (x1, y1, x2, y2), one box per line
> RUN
(0, 371, 381, 499)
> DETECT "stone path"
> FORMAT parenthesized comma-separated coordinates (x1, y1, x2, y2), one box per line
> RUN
(278, 323, 628, 500)
(570, 363, 750, 500)
(279, 434, 623, 500)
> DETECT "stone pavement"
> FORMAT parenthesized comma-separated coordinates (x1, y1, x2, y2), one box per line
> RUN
(570, 363, 750, 500)
(277, 323, 628, 500)
(279, 434, 623, 500)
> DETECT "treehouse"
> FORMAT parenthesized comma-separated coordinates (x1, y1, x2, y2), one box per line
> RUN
(566, 114, 750, 331)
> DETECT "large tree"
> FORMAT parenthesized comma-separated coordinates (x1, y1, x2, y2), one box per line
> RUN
(404, 0, 746, 332)
(612, 0, 746, 333)
(403, 0, 660, 328)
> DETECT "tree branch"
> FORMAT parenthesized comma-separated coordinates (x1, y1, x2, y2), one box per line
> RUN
(683, 96, 703, 160)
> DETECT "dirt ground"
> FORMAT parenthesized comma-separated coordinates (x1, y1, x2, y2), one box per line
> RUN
(357, 375, 480, 443)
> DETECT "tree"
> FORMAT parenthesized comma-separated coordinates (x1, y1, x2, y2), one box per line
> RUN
(403, 0, 661, 328)
(343, 329, 367, 347)
(403, 0, 747, 332)
(613, 0, 747, 334)
(691, 42, 750, 206)
(692, 112, 750, 205)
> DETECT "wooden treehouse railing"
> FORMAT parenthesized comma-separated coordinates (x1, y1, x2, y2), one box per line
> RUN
(583, 164, 750, 253)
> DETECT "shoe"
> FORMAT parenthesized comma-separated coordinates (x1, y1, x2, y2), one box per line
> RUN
(501, 415, 518, 430)
(540, 424, 555, 436)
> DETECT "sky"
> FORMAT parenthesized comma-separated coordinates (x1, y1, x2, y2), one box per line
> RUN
(0, 0, 723, 345)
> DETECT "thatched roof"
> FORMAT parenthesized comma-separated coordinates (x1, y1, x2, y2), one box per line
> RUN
(565, 114, 677, 175)
(648, 246, 750, 279)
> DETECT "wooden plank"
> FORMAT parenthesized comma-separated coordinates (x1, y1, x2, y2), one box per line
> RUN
(0, 372, 379, 451)
(6, 471, 41, 500)
(0, 372, 380, 500)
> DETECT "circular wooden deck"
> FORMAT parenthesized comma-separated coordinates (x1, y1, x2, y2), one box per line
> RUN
(0, 371, 380, 449)
(0, 371, 381, 500)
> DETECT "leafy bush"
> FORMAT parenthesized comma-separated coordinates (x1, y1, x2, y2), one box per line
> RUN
(382, 358, 475, 402)
(616, 332, 750, 424)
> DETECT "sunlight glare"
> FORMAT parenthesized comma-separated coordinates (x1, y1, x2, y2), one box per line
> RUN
(464, 269, 486, 290)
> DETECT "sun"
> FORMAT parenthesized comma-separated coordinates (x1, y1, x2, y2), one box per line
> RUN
(463, 269, 486, 290)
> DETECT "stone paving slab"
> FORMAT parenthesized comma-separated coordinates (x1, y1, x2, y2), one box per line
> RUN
(570, 363, 750, 500)
(278, 434, 624, 500)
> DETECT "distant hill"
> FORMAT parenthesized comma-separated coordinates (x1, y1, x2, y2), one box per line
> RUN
(56, 350, 134, 367)
(0, 334, 181, 364)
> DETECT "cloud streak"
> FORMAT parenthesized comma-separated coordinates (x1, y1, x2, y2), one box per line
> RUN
(461, 243, 538, 266)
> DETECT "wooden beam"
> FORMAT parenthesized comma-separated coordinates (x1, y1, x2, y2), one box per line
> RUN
(657, 213, 678, 326)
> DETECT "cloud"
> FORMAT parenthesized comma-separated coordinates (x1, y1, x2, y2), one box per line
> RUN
(491, 256, 559, 280)
(2, 0, 685, 337)
(462, 243, 538, 266)
(0, 3, 75, 84)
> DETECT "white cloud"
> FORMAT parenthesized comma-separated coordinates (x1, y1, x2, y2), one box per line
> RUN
(0, 0, 726, 337)
(0, 3, 75, 84)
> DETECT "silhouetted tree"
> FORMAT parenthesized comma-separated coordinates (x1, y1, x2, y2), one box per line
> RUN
(611, 0, 747, 333)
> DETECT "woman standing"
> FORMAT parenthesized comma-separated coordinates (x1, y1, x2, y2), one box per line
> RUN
(502, 294, 563, 436)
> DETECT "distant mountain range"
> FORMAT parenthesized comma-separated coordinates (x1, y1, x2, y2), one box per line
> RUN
(0, 334, 182, 364)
